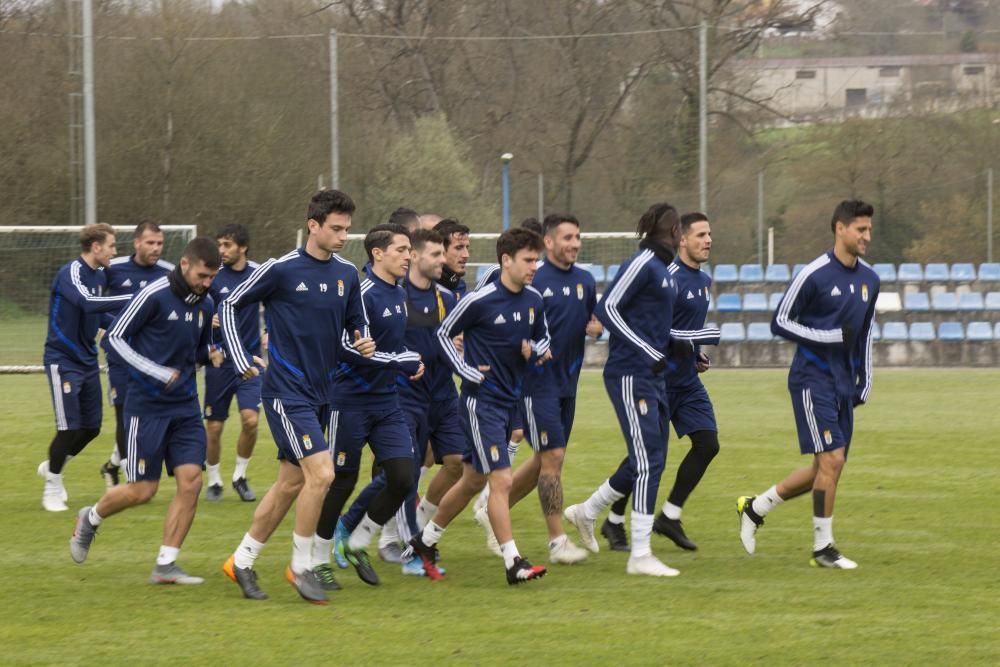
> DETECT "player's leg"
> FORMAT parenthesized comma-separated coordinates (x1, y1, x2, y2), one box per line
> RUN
(42, 365, 91, 511)
(420, 400, 464, 522)
(100, 364, 128, 487)
(809, 397, 855, 569)
(70, 413, 166, 564)
(203, 367, 235, 501)
(231, 374, 262, 500)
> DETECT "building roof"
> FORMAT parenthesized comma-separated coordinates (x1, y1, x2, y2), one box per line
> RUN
(739, 52, 999, 70)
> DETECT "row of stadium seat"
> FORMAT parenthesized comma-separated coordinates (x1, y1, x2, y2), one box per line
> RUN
(478, 262, 1000, 286)
(713, 321, 1000, 342)
(876, 291, 1000, 312)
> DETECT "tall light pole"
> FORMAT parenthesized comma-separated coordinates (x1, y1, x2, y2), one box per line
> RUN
(82, 0, 96, 226)
(501, 152, 513, 231)
(698, 20, 708, 214)
(329, 29, 339, 190)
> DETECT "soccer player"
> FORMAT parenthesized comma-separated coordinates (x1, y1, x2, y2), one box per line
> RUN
(562, 203, 686, 577)
(409, 228, 552, 585)
(99, 222, 174, 488)
(433, 218, 471, 297)
(312, 224, 422, 588)
(737, 200, 878, 570)
(474, 214, 601, 564)
(600, 212, 721, 552)
(203, 223, 262, 502)
(40, 223, 131, 512)
(68, 238, 224, 584)
(219, 190, 375, 604)
(337, 229, 464, 576)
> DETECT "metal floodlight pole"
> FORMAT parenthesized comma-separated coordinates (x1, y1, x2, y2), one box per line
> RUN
(698, 20, 708, 214)
(988, 167, 994, 263)
(757, 170, 765, 265)
(537, 172, 544, 222)
(329, 29, 339, 190)
(501, 153, 513, 231)
(82, 0, 97, 226)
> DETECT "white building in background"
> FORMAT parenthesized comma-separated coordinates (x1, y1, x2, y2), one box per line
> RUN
(735, 52, 999, 122)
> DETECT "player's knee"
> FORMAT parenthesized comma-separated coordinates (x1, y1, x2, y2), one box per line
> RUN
(383, 458, 415, 496)
(240, 410, 259, 432)
(331, 469, 358, 494)
(510, 429, 524, 444)
(441, 455, 463, 477)
(690, 430, 720, 462)
(132, 481, 159, 504)
(488, 471, 513, 496)
(539, 448, 565, 472)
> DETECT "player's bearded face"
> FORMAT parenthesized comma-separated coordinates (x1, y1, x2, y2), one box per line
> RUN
(548, 223, 581, 267)
(415, 243, 445, 280)
(181, 258, 219, 295)
(507, 248, 539, 287)
(134, 232, 164, 266)
(683, 222, 712, 263)
(218, 238, 245, 266)
(841, 217, 872, 257)
(446, 233, 470, 275)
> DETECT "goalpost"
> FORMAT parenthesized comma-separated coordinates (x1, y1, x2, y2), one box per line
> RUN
(0, 225, 197, 373)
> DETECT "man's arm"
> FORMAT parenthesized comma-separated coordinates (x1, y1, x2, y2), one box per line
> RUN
(437, 289, 486, 383)
(61, 262, 132, 314)
(771, 273, 845, 347)
(594, 254, 665, 367)
(220, 259, 276, 378)
(107, 289, 176, 386)
(854, 289, 879, 406)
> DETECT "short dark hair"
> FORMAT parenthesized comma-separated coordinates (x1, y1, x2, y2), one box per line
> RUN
(216, 223, 250, 250)
(636, 203, 680, 240)
(830, 200, 874, 233)
(182, 237, 222, 268)
(519, 217, 543, 235)
(433, 218, 470, 250)
(410, 228, 443, 252)
(133, 221, 162, 238)
(542, 213, 579, 236)
(308, 189, 356, 226)
(680, 212, 709, 234)
(79, 223, 116, 252)
(388, 207, 420, 229)
(364, 223, 410, 263)
(496, 228, 543, 263)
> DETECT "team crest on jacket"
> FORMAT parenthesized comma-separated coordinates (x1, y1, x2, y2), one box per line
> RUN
(638, 399, 648, 415)
(337, 279, 344, 296)
(861, 284, 869, 302)
(198, 311, 204, 329)
(528, 307, 535, 325)
(576, 283, 584, 300)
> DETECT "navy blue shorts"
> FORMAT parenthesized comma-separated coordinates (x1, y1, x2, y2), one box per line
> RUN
(124, 412, 206, 482)
(459, 393, 517, 474)
(520, 394, 575, 451)
(425, 396, 466, 461)
(511, 407, 525, 433)
(262, 398, 331, 464)
(668, 383, 717, 438)
(203, 366, 261, 421)
(330, 407, 413, 472)
(789, 384, 853, 456)
(46, 363, 102, 431)
(106, 362, 128, 407)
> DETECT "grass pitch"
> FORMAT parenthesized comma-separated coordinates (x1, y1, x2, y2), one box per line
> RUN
(2, 368, 998, 665)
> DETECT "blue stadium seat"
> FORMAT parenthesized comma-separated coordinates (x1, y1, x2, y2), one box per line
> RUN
(950, 263, 975, 281)
(881, 322, 908, 341)
(746, 322, 773, 341)
(870, 321, 881, 341)
(966, 321, 993, 341)
(931, 292, 959, 311)
(716, 293, 742, 312)
(768, 292, 783, 310)
(979, 263, 1000, 281)
(876, 291, 902, 313)
(909, 322, 935, 341)
(701, 264, 712, 279)
(996, 322, 1000, 339)
(958, 292, 984, 311)
(986, 292, 1000, 310)
(739, 264, 764, 282)
(937, 321, 964, 341)
(872, 263, 897, 282)
(904, 292, 930, 311)
(742, 293, 769, 312)
(924, 263, 949, 282)
(713, 264, 738, 283)
(606, 264, 620, 282)
(765, 264, 790, 283)
(898, 263, 923, 282)
(720, 322, 746, 342)
(792, 263, 807, 279)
